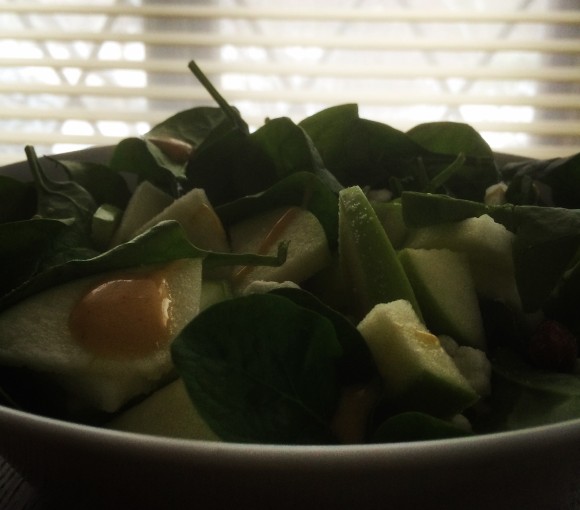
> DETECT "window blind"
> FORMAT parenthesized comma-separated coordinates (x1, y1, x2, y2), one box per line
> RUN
(1, 0, 579, 166)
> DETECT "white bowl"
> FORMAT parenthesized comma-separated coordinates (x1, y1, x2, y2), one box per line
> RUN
(2, 404, 580, 510)
(1, 149, 580, 509)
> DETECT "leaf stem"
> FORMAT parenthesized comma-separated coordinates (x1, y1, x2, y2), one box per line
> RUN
(188, 60, 249, 135)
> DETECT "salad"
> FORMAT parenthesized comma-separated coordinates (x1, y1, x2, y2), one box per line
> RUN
(1, 61, 580, 445)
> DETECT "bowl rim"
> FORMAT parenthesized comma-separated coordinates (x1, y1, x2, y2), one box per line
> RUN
(3, 401, 580, 461)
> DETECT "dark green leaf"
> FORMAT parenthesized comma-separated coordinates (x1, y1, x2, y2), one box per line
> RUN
(371, 411, 473, 443)
(490, 349, 580, 430)
(50, 158, 131, 209)
(0, 175, 35, 223)
(109, 137, 179, 195)
(407, 121, 493, 158)
(216, 171, 339, 248)
(146, 106, 231, 148)
(501, 153, 580, 208)
(269, 287, 377, 385)
(0, 219, 67, 296)
(172, 293, 343, 444)
(24, 147, 99, 263)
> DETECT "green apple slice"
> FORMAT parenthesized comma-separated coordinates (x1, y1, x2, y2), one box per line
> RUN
(108, 378, 220, 441)
(405, 214, 521, 310)
(228, 206, 331, 291)
(338, 186, 421, 320)
(357, 300, 479, 418)
(133, 187, 230, 253)
(398, 248, 486, 350)
(110, 180, 173, 247)
(370, 198, 407, 249)
(0, 258, 203, 413)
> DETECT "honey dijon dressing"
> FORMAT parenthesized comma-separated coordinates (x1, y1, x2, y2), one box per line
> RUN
(69, 268, 172, 360)
(233, 206, 301, 285)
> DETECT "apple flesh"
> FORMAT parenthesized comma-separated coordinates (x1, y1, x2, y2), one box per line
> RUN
(228, 206, 331, 291)
(133, 187, 230, 254)
(405, 214, 521, 310)
(0, 258, 203, 413)
(338, 186, 421, 320)
(108, 378, 220, 441)
(110, 180, 173, 247)
(398, 247, 486, 350)
(357, 300, 479, 418)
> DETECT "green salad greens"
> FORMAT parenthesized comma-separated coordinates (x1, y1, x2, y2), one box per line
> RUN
(1, 61, 580, 445)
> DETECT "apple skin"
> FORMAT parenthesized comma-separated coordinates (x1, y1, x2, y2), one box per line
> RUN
(405, 214, 521, 310)
(398, 247, 486, 350)
(338, 186, 421, 321)
(357, 300, 479, 418)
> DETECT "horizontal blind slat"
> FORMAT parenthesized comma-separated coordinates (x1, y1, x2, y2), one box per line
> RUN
(4, 30, 580, 54)
(3, 106, 580, 138)
(3, 4, 580, 24)
(2, 83, 579, 110)
(2, 58, 580, 83)
(0, 131, 121, 146)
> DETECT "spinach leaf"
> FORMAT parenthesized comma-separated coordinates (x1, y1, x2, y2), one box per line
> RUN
(0, 221, 286, 312)
(490, 348, 580, 431)
(0, 175, 35, 223)
(110, 137, 181, 196)
(50, 158, 131, 209)
(371, 411, 473, 443)
(302, 105, 429, 189)
(146, 106, 231, 149)
(25, 146, 96, 225)
(24, 146, 99, 265)
(406, 121, 499, 200)
(186, 117, 334, 207)
(110, 107, 235, 196)
(501, 153, 580, 208)
(216, 171, 339, 249)
(172, 293, 344, 444)
(269, 287, 378, 386)
(0, 219, 67, 297)
(407, 121, 494, 159)
(301, 106, 497, 200)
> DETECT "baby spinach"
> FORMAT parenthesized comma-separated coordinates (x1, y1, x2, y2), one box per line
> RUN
(0, 175, 35, 223)
(186, 116, 334, 207)
(501, 153, 580, 208)
(110, 106, 234, 196)
(371, 411, 473, 443)
(171, 293, 345, 444)
(0, 218, 68, 297)
(51, 158, 131, 210)
(490, 348, 580, 431)
(407, 121, 499, 200)
(216, 171, 339, 249)
(300, 105, 498, 201)
(269, 287, 377, 386)
(110, 137, 182, 197)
